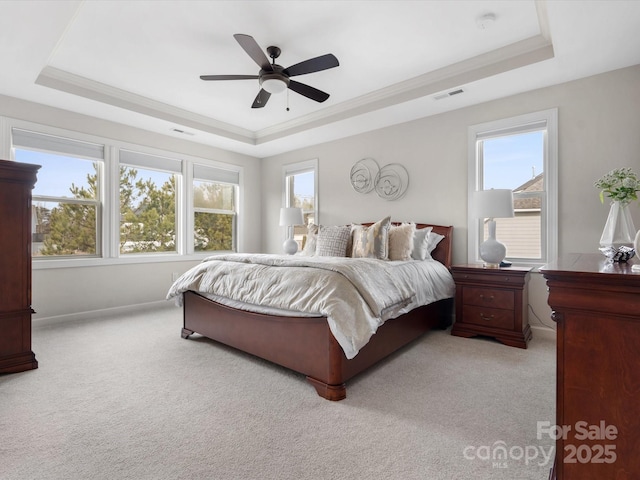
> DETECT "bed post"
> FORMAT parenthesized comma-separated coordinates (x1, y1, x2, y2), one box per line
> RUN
(306, 377, 347, 401)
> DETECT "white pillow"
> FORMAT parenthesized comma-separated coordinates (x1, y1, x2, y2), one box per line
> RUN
(427, 231, 445, 254)
(411, 227, 434, 260)
(388, 223, 416, 261)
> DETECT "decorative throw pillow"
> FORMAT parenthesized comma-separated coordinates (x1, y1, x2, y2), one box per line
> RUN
(301, 223, 320, 256)
(351, 216, 391, 259)
(411, 226, 434, 260)
(388, 222, 416, 261)
(316, 225, 351, 257)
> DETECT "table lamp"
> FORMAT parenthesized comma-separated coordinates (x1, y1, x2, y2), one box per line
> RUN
(473, 189, 514, 268)
(279, 207, 304, 255)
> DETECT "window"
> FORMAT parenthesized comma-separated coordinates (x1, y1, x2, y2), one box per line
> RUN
(12, 128, 104, 258)
(468, 109, 558, 266)
(192, 164, 238, 252)
(283, 159, 318, 248)
(8, 119, 243, 266)
(119, 150, 181, 255)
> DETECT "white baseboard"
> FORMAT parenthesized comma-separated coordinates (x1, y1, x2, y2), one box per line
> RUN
(32, 300, 176, 328)
(530, 324, 557, 334)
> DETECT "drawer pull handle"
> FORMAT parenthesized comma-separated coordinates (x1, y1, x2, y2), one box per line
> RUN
(479, 313, 495, 321)
(479, 294, 494, 301)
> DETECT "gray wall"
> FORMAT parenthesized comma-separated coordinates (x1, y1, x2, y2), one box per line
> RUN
(260, 64, 640, 330)
(3, 64, 640, 323)
(0, 95, 262, 320)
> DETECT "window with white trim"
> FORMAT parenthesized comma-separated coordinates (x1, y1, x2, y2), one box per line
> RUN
(118, 149, 181, 255)
(12, 128, 104, 258)
(283, 159, 318, 248)
(7, 118, 243, 266)
(192, 164, 238, 252)
(468, 109, 558, 266)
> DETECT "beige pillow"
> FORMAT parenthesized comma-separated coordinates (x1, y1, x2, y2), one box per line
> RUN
(301, 223, 320, 256)
(388, 223, 416, 261)
(351, 216, 391, 259)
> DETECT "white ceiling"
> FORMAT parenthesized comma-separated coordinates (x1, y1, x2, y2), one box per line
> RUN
(1, 0, 640, 158)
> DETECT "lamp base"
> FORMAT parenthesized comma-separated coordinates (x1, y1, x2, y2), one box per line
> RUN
(283, 238, 298, 255)
(479, 220, 506, 267)
(482, 262, 502, 269)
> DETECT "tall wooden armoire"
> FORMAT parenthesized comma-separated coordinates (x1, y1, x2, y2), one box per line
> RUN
(0, 159, 39, 373)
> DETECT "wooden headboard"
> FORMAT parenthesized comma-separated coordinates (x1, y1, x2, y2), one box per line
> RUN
(361, 222, 453, 269)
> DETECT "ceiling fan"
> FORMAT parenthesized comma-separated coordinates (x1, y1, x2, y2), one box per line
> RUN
(200, 34, 339, 109)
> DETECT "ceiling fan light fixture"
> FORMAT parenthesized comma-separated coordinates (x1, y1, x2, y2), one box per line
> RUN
(260, 75, 289, 94)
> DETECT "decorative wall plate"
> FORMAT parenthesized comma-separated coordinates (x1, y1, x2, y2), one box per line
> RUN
(350, 158, 379, 193)
(374, 163, 409, 201)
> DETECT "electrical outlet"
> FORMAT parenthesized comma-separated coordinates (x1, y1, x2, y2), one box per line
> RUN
(171, 272, 179, 282)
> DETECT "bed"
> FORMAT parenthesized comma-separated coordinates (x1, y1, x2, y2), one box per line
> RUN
(167, 222, 454, 401)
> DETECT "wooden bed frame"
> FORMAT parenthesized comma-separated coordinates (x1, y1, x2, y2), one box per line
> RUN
(181, 223, 453, 401)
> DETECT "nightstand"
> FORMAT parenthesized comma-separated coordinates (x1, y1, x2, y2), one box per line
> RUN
(450, 264, 532, 348)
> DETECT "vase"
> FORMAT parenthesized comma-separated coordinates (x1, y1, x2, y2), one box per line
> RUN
(599, 202, 636, 261)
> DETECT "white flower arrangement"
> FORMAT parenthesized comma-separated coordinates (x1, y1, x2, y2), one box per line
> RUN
(594, 167, 640, 205)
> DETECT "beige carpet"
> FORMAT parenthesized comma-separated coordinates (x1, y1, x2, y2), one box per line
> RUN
(1, 306, 555, 480)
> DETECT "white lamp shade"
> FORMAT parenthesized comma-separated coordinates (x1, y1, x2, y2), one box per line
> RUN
(279, 207, 304, 227)
(472, 189, 514, 219)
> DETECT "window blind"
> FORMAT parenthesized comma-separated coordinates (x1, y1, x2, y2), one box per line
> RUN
(193, 164, 239, 185)
(475, 120, 547, 141)
(120, 149, 182, 173)
(12, 128, 104, 160)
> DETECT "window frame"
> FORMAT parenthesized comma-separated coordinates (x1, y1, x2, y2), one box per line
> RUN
(190, 163, 240, 254)
(467, 109, 558, 268)
(11, 126, 106, 261)
(118, 149, 182, 256)
(283, 159, 318, 217)
(282, 159, 318, 247)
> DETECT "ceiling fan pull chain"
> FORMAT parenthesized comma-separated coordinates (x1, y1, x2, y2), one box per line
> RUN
(286, 89, 290, 112)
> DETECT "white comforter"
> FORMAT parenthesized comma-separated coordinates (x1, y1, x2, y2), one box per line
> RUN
(166, 253, 454, 359)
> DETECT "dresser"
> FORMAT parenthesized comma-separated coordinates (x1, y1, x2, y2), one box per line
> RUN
(541, 254, 640, 480)
(451, 264, 531, 348)
(0, 159, 39, 373)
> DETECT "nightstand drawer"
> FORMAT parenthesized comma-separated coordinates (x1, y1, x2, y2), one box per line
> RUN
(462, 305, 515, 330)
(462, 286, 514, 310)
(452, 271, 526, 286)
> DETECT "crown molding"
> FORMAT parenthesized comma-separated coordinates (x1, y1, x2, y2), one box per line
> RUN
(256, 34, 553, 144)
(35, 33, 553, 149)
(35, 66, 256, 144)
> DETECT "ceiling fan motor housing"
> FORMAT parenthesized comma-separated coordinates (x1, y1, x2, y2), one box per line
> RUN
(259, 65, 290, 93)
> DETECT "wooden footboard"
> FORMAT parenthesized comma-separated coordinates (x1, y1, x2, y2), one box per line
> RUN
(182, 291, 452, 400)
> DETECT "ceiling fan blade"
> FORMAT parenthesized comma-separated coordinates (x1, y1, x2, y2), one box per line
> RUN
(288, 80, 330, 103)
(200, 75, 259, 81)
(251, 89, 271, 108)
(234, 34, 272, 71)
(283, 54, 339, 77)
